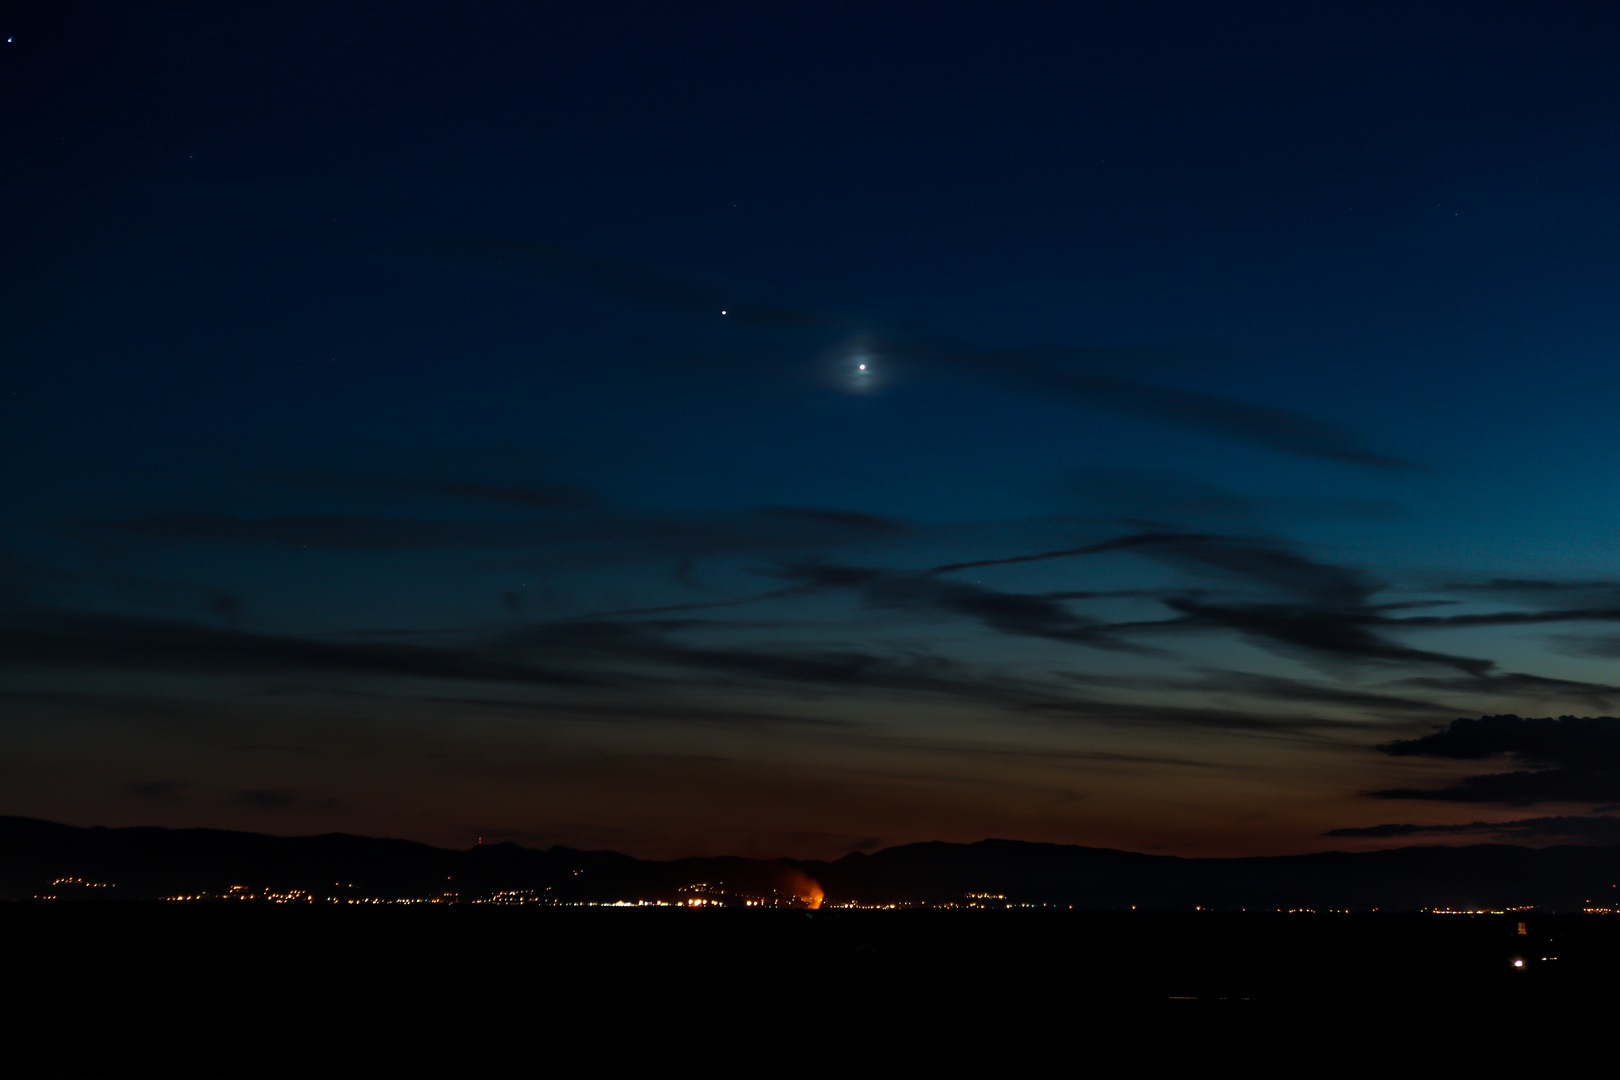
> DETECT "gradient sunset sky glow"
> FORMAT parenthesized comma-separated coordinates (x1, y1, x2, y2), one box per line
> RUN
(5, 2, 1620, 858)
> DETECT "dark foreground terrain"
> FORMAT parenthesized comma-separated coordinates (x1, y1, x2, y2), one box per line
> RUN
(3, 905, 1617, 1074)
(8, 816, 1620, 1071)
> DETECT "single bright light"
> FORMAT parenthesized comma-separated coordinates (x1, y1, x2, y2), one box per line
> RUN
(1513, 959, 1524, 968)
(858, 364, 866, 370)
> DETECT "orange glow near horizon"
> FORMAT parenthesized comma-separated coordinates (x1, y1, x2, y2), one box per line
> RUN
(779, 868, 824, 909)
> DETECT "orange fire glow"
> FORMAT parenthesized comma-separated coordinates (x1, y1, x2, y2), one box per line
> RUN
(779, 868, 824, 909)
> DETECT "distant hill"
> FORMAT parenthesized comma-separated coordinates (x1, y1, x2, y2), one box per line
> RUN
(4, 815, 1618, 910)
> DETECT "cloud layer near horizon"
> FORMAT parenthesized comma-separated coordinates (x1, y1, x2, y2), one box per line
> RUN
(11, 455, 1620, 856)
(1369, 715, 1620, 804)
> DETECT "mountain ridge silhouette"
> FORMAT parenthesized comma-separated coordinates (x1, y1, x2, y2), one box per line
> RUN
(5, 815, 1617, 910)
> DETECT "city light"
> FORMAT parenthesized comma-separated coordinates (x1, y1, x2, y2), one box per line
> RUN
(23, 878, 1604, 913)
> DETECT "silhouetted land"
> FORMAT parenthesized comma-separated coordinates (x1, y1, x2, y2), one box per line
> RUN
(7, 817, 1620, 1073)
(6, 815, 1620, 910)
(2, 903, 1618, 1075)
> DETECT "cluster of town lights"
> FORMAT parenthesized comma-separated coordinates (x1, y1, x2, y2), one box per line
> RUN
(30, 877, 1594, 911)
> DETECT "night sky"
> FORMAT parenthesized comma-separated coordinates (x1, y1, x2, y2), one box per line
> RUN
(6, 2, 1620, 859)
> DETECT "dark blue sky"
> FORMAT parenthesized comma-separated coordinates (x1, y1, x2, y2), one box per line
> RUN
(5, 2, 1620, 857)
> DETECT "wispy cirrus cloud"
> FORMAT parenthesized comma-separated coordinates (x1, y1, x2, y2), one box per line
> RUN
(917, 529, 1499, 675)
(101, 503, 910, 559)
(1326, 814, 1620, 844)
(275, 470, 601, 511)
(565, 524, 1620, 682)
(764, 561, 1146, 653)
(929, 348, 1416, 468)
(0, 609, 593, 687)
